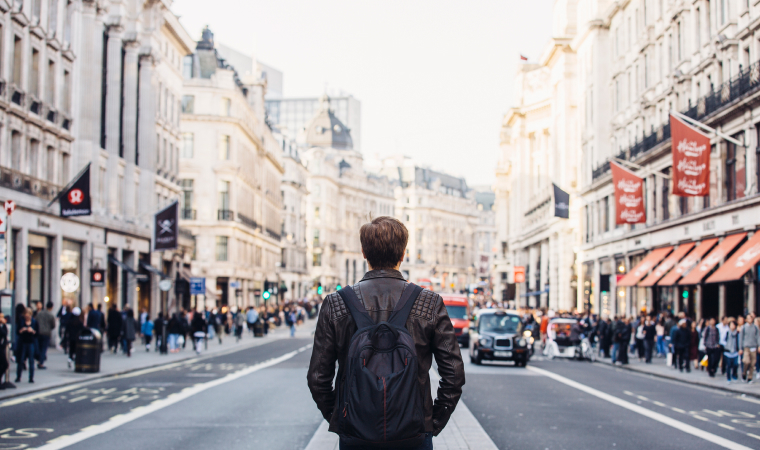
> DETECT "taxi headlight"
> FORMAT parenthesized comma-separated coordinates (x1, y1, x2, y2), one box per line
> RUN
(479, 336, 493, 348)
(523, 330, 532, 338)
(517, 338, 527, 347)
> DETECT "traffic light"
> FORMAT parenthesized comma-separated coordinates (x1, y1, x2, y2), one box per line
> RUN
(336, 284, 342, 290)
(263, 291, 271, 300)
(317, 286, 323, 295)
(682, 290, 689, 299)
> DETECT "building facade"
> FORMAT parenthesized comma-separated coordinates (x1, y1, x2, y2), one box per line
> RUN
(0, 0, 195, 323)
(474, 189, 497, 295)
(179, 28, 283, 309)
(376, 156, 479, 293)
(495, 1, 581, 311)
(302, 96, 394, 293)
(578, 0, 760, 319)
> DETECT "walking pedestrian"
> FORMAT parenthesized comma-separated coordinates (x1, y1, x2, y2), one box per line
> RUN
(644, 317, 656, 363)
(121, 308, 137, 357)
(191, 310, 206, 355)
(35, 302, 56, 370)
(141, 315, 154, 352)
(65, 307, 84, 368)
(718, 316, 729, 375)
(703, 318, 721, 377)
(86, 303, 102, 331)
(689, 321, 700, 370)
(234, 309, 245, 342)
(725, 320, 740, 383)
(15, 309, 37, 383)
(289, 309, 297, 337)
(674, 319, 691, 372)
(307, 216, 464, 448)
(168, 313, 182, 352)
(107, 303, 122, 353)
(56, 300, 71, 354)
(740, 314, 759, 383)
(0, 312, 9, 387)
(246, 307, 258, 337)
(635, 317, 646, 361)
(656, 318, 666, 357)
(154, 312, 166, 352)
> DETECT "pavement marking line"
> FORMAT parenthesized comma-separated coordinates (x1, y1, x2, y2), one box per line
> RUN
(748, 433, 760, 440)
(528, 366, 754, 450)
(33, 344, 312, 450)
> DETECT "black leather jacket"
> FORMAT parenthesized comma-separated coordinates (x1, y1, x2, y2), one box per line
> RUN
(307, 269, 465, 436)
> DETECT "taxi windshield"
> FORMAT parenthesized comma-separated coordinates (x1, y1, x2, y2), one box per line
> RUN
(479, 314, 522, 334)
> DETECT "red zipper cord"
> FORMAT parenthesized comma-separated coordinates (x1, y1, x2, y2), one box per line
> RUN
(382, 377, 387, 441)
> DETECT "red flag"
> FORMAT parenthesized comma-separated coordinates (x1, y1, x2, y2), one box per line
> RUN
(611, 162, 646, 225)
(520, 54, 528, 61)
(670, 115, 710, 196)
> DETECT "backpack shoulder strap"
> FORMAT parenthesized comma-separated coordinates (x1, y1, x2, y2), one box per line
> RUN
(337, 287, 375, 330)
(388, 283, 424, 329)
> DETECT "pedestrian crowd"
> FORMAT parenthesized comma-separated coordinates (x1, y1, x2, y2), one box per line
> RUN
(0, 297, 321, 387)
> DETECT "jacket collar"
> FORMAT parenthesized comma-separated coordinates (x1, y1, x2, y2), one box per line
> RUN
(360, 269, 406, 282)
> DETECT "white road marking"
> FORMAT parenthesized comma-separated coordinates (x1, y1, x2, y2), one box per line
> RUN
(528, 366, 754, 450)
(33, 344, 312, 450)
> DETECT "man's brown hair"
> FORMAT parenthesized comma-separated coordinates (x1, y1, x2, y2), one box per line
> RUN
(360, 216, 408, 270)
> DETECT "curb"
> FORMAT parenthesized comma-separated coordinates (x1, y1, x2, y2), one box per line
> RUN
(0, 324, 314, 403)
(594, 358, 760, 400)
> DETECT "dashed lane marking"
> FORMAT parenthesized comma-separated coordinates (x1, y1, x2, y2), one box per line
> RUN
(33, 344, 312, 450)
(528, 366, 754, 450)
(748, 434, 760, 440)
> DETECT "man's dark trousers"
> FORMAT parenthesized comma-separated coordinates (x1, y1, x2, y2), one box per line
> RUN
(37, 335, 50, 365)
(339, 433, 433, 450)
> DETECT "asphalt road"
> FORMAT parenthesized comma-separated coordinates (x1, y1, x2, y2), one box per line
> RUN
(3, 339, 760, 449)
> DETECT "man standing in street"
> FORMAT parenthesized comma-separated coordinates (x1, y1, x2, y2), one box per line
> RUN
(246, 307, 259, 337)
(35, 302, 56, 370)
(0, 312, 9, 388)
(740, 314, 759, 383)
(717, 316, 729, 375)
(307, 216, 465, 449)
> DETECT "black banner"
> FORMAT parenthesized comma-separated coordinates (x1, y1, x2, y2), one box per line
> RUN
(90, 269, 105, 287)
(60, 164, 92, 217)
(153, 201, 179, 251)
(553, 183, 570, 219)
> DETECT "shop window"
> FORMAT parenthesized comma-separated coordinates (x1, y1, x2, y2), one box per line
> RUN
(61, 239, 82, 306)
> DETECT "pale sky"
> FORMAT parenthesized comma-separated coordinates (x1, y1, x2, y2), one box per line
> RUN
(173, 0, 554, 187)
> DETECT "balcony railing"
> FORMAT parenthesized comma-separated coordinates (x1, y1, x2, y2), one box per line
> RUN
(266, 228, 281, 241)
(181, 209, 196, 220)
(592, 60, 760, 181)
(237, 212, 259, 230)
(217, 209, 234, 221)
(0, 165, 60, 201)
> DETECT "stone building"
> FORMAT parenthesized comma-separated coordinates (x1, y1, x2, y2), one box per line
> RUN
(376, 156, 479, 293)
(0, 0, 194, 321)
(474, 189, 497, 294)
(276, 127, 310, 301)
(494, 0, 580, 311)
(179, 28, 283, 309)
(578, 0, 760, 319)
(302, 96, 395, 292)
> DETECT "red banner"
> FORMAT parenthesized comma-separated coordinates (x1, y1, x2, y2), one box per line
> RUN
(611, 162, 646, 225)
(670, 115, 710, 196)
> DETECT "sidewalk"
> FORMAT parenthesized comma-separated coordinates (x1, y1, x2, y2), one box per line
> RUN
(1, 321, 316, 402)
(304, 369, 498, 450)
(596, 351, 760, 398)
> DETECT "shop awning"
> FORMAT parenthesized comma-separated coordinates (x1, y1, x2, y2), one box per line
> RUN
(139, 261, 168, 279)
(706, 231, 760, 283)
(679, 233, 747, 285)
(617, 247, 673, 287)
(108, 255, 138, 274)
(639, 243, 695, 287)
(658, 238, 719, 286)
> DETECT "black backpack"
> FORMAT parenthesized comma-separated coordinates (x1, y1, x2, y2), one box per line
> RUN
(337, 283, 426, 448)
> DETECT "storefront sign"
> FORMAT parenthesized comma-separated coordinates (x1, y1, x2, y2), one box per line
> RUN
(60, 272, 80, 293)
(60, 165, 92, 217)
(611, 162, 646, 224)
(553, 183, 570, 218)
(513, 266, 525, 283)
(670, 115, 710, 196)
(152, 201, 178, 251)
(190, 277, 205, 295)
(4, 200, 15, 216)
(90, 269, 105, 287)
(159, 279, 173, 292)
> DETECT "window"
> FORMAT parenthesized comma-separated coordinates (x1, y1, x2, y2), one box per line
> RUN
(32, 0, 41, 19)
(602, 196, 609, 233)
(13, 36, 23, 86)
(661, 169, 670, 221)
(182, 55, 193, 79)
(677, 22, 682, 61)
(218, 180, 230, 211)
(221, 97, 231, 116)
(644, 54, 649, 88)
(180, 179, 194, 211)
(47, 147, 55, 181)
(313, 229, 320, 246)
(30, 48, 40, 97)
(28, 139, 39, 177)
(696, 8, 701, 49)
(314, 206, 320, 219)
(680, 196, 690, 216)
(46, 60, 55, 104)
(181, 132, 194, 158)
(721, 0, 727, 25)
(181, 95, 194, 113)
(219, 135, 230, 160)
(48, 0, 58, 34)
(313, 253, 322, 267)
(216, 236, 228, 261)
